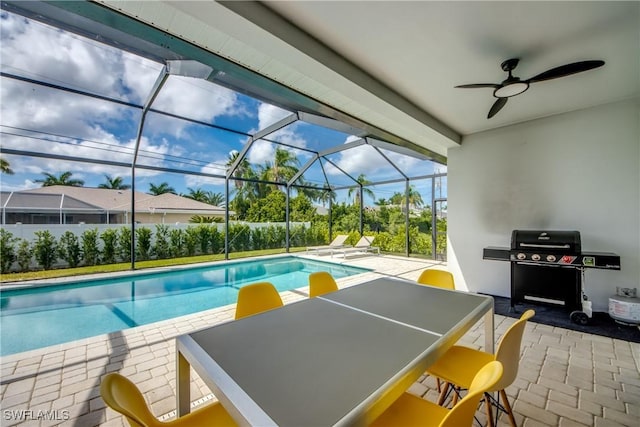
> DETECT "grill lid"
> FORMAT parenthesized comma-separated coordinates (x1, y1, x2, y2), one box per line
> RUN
(511, 230, 581, 253)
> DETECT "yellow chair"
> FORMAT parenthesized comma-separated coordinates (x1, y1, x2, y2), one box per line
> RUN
(234, 282, 284, 320)
(100, 372, 237, 427)
(416, 269, 455, 394)
(370, 361, 503, 427)
(309, 271, 339, 297)
(416, 269, 455, 290)
(429, 309, 535, 427)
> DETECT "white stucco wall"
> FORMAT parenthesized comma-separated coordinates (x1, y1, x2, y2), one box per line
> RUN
(447, 99, 639, 311)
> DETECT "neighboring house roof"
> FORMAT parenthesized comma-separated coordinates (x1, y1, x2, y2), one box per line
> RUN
(6, 186, 231, 215)
(134, 193, 228, 215)
(24, 186, 151, 210)
(1, 191, 103, 212)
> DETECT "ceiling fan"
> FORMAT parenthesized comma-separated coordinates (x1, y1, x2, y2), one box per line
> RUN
(456, 58, 605, 119)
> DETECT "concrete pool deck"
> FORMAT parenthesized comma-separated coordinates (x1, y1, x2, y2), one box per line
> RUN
(1, 254, 639, 426)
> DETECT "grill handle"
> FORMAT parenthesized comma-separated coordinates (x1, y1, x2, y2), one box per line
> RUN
(519, 243, 571, 249)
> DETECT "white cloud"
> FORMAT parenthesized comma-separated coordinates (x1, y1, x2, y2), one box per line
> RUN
(150, 76, 245, 136)
(0, 11, 256, 193)
(246, 103, 306, 164)
(183, 159, 227, 188)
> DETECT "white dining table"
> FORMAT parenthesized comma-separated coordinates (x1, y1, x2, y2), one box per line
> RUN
(176, 277, 494, 426)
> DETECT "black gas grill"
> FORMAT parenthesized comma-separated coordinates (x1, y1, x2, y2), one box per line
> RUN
(484, 230, 621, 312)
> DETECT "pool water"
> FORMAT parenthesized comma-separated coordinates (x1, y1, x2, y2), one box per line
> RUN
(0, 257, 369, 356)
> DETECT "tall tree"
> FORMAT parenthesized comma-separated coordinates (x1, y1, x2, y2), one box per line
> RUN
(407, 185, 424, 209)
(0, 157, 14, 175)
(35, 171, 84, 187)
(148, 182, 176, 195)
(261, 147, 300, 187)
(206, 191, 225, 207)
(184, 188, 225, 207)
(347, 174, 375, 205)
(226, 150, 259, 216)
(318, 189, 337, 207)
(184, 187, 208, 202)
(98, 175, 131, 190)
(226, 151, 253, 190)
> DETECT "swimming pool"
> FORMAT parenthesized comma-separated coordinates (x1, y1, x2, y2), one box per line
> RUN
(0, 256, 370, 356)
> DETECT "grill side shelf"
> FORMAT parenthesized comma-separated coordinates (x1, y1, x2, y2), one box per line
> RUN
(483, 246, 510, 261)
(581, 252, 621, 270)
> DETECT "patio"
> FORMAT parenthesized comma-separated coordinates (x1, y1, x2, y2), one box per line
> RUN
(1, 254, 638, 426)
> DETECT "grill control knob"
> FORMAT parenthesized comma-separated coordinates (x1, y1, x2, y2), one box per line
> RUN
(546, 255, 557, 262)
(531, 254, 541, 261)
(517, 253, 526, 260)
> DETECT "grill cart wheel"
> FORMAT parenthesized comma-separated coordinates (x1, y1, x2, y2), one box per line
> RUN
(570, 310, 590, 325)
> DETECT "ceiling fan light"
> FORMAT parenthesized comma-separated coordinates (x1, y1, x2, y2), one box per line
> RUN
(494, 82, 529, 98)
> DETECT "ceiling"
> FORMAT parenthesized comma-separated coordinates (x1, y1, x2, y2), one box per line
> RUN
(46, 1, 640, 158)
(258, 1, 639, 136)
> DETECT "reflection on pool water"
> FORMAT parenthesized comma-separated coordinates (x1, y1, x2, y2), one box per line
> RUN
(0, 256, 369, 356)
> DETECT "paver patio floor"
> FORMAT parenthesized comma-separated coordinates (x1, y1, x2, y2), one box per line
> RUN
(1, 254, 638, 426)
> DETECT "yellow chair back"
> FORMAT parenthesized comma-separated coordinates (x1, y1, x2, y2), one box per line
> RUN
(101, 373, 237, 427)
(101, 373, 159, 427)
(235, 282, 284, 320)
(417, 269, 455, 290)
(493, 309, 535, 391)
(369, 361, 503, 427)
(440, 361, 504, 427)
(309, 271, 339, 297)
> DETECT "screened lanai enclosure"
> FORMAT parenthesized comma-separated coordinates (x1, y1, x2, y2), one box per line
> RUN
(0, 1, 447, 272)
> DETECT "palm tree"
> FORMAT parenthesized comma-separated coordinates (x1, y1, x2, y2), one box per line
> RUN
(226, 151, 253, 190)
(35, 171, 84, 187)
(205, 191, 225, 207)
(407, 185, 424, 209)
(347, 174, 375, 205)
(98, 175, 131, 190)
(1, 157, 14, 175)
(318, 189, 337, 207)
(148, 182, 176, 195)
(266, 148, 300, 184)
(184, 187, 208, 202)
(226, 150, 260, 207)
(389, 192, 404, 206)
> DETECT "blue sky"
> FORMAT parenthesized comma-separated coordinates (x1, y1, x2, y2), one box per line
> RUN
(0, 10, 446, 206)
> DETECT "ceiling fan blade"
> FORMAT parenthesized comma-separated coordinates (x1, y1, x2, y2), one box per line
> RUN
(488, 97, 508, 119)
(528, 60, 605, 83)
(455, 83, 500, 89)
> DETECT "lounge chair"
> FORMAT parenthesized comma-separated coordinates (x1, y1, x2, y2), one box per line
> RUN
(331, 236, 379, 259)
(306, 234, 350, 255)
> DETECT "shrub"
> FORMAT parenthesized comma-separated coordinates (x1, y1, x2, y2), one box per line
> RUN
(196, 224, 211, 254)
(82, 228, 100, 266)
(228, 224, 251, 252)
(210, 227, 223, 254)
(269, 226, 286, 249)
(169, 228, 185, 257)
(251, 226, 266, 250)
(345, 231, 361, 246)
(118, 227, 132, 262)
(154, 224, 170, 259)
(16, 239, 31, 272)
(0, 229, 17, 273)
(184, 227, 198, 256)
(136, 227, 152, 261)
(101, 228, 119, 264)
(33, 230, 58, 270)
(58, 231, 81, 268)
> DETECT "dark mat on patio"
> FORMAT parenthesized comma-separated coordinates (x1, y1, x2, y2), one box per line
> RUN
(491, 295, 640, 343)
